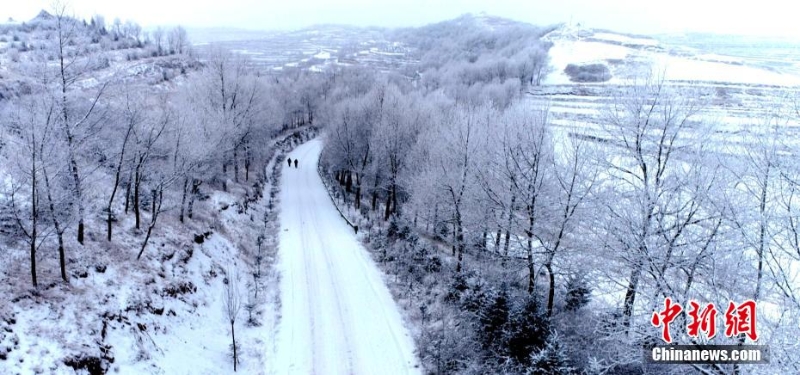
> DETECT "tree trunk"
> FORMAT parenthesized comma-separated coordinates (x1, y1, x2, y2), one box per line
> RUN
(494, 211, 503, 253)
(391, 183, 398, 217)
(527, 245, 535, 294)
(77, 218, 84, 245)
(137, 187, 163, 260)
(503, 195, 515, 260)
(455, 208, 464, 273)
(355, 174, 362, 210)
(371, 176, 380, 211)
(546, 262, 555, 317)
(432, 203, 439, 237)
(30, 160, 38, 288)
(244, 150, 251, 182)
(30, 226, 37, 287)
(125, 169, 133, 214)
(43, 161, 68, 283)
(179, 177, 188, 223)
(526, 208, 535, 294)
(222, 161, 228, 192)
(451, 222, 457, 256)
(151, 189, 157, 217)
(622, 263, 642, 328)
(755, 165, 769, 302)
(233, 144, 239, 183)
(57, 233, 67, 282)
(188, 179, 200, 219)
(107, 209, 113, 241)
(67, 151, 85, 245)
(231, 321, 238, 372)
(384, 193, 392, 221)
(425, 208, 431, 232)
(134, 167, 141, 229)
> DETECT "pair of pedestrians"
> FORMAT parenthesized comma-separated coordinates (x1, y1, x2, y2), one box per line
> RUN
(287, 157, 299, 168)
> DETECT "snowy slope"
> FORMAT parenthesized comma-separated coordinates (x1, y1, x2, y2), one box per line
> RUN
(0, 128, 319, 375)
(271, 140, 419, 375)
(543, 25, 800, 86)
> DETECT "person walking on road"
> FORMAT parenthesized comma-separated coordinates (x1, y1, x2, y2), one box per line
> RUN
(294, 159, 299, 168)
(287, 157, 292, 167)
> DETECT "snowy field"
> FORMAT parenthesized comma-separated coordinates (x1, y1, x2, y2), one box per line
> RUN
(530, 25, 800, 165)
(543, 25, 800, 86)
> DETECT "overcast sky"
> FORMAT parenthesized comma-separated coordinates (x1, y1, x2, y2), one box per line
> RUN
(3, 0, 798, 38)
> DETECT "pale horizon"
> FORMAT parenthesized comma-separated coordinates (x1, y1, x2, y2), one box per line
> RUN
(2, 0, 799, 39)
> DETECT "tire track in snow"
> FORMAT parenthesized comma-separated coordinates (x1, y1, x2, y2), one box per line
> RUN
(306, 188, 356, 374)
(272, 139, 420, 375)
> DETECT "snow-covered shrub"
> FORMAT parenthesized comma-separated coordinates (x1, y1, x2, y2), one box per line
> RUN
(505, 297, 551, 366)
(564, 275, 591, 312)
(527, 332, 577, 375)
(564, 63, 611, 82)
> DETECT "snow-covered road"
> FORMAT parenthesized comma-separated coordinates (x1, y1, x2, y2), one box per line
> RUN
(271, 140, 420, 375)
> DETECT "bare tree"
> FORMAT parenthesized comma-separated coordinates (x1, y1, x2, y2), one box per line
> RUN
(5, 96, 58, 287)
(223, 267, 243, 372)
(370, 85, 423, 219)
(537, 134, 597, 316)
(152, 27, 164, 55)
(324, 96, 373, 206)
(189, 48, 264, 191)
(39, 113, 72, 283)
(168, 26, 189, 55)
(134, 105, 174, 259)
(501, 104, 552, 293)
(171, 102, 210, 223)
(106, 92, 138, 241)
(123, 20, 141, 43)
(53, 3, 109, 245)
(412, 103, 487, 272)
(596, 74, 708, 330)
(136, 182, 164, 260)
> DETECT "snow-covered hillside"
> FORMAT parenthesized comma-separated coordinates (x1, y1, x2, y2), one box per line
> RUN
(0, 10, 198, 102)
(543, 24, 800, 86)
(0, 126, 318, 374)
(531, 24, 800, 167)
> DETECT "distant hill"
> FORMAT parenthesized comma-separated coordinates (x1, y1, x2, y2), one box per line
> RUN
(185, 26, 277, 44)
(196, 12, 554, 93)
(0, 10, 198, 101)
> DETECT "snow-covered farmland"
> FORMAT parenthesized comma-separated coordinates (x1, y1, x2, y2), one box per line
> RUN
(544, 25, 800, 87)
